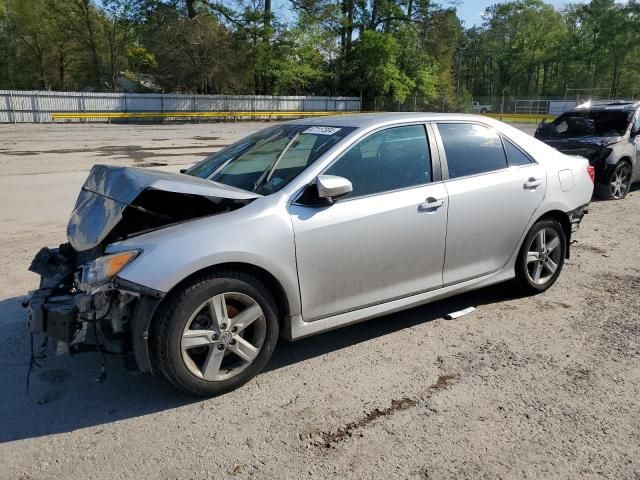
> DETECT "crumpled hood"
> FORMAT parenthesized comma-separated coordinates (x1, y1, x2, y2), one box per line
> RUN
(534, 135, 617, 163)
(536, 135, 620, 148)
(67, 165, 260, 252)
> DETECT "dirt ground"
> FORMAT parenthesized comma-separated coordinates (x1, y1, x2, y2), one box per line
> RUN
(0, 122, 639, 480)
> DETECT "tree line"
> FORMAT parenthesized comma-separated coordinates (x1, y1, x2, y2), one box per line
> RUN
(1, 0, 639, 110)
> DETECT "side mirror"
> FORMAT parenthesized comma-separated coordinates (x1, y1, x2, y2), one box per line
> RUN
(316, 175, 352, 202)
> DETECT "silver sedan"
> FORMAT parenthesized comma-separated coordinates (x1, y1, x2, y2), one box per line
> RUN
(27, 113, 594, 396)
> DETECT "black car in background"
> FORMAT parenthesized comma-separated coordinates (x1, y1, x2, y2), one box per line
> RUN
(535, 100, 640, 200)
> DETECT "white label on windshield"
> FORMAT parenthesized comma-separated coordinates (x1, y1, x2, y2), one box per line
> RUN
(303, 126, 341, 135)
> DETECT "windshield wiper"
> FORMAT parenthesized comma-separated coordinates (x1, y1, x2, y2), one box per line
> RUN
(252, 133, 300, 192)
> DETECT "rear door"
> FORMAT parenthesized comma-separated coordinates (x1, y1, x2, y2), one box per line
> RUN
(433, 122, 547, 285)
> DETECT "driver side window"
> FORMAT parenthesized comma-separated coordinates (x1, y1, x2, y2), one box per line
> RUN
(324, 125, 432, 199)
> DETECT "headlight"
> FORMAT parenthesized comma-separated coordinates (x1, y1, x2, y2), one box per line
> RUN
(78, 250, 140, 292)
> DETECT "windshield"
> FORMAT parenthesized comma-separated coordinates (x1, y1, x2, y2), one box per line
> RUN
(547, 110, 632, 137)
(186, 124, 354, 194)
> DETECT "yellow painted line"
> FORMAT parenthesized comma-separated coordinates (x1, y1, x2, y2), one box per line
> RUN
(51, 111, 349, 119)
(51, 110, 555, 124)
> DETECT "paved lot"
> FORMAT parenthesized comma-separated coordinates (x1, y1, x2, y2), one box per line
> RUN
(1, 122, 639, 479)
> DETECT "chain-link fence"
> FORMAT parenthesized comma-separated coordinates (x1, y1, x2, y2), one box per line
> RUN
(365, 90, 637, 120)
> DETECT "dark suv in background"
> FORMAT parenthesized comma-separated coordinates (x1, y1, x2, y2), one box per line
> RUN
(535, 100, 640, 200)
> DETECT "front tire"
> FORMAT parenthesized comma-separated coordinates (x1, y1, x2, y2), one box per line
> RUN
(595, 161, 632, 200)
(151, 271, 279, 396)
(514, 219, 566, 294)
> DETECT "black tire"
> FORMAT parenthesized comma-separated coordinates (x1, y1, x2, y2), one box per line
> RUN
(514, 218, 566, 295)
(595, 161, 632, 200)
(151, 271, 279, 396)
(480, 108, 488, 113)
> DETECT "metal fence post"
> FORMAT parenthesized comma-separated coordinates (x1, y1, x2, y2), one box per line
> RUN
(34, 93, 40, 123)
(9, 92, 16, 123)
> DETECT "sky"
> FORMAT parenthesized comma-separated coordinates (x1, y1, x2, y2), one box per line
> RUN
(94, 0, 601, 28)
(454, 0, 589, 27)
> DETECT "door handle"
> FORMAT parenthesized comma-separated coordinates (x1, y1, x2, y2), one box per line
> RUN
(418, 197, 445, 212)
(523, 177, 542, 189)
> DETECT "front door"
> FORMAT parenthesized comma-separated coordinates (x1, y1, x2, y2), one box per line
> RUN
(290, 124, 448, 322)
(434, 122, 547, 285)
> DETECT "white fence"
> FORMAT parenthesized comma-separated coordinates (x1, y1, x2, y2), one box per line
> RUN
(549, 101, 577, 115)
(513, 98, 579, 116)
(0, 90, 361, 123)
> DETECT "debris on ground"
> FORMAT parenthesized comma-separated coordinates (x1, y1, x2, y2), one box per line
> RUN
(444, 306, 476, 320)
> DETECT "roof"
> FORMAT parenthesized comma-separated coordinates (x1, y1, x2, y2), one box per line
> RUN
(287, 112, 493, 129)
(574, 100, 640, 111)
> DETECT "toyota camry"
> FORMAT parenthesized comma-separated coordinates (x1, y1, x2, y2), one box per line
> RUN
(27, 113, 594, 396)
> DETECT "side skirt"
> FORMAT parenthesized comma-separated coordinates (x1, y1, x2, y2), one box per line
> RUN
(283, 267, 516, 341)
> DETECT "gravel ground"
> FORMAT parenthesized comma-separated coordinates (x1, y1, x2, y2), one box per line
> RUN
(0, 122, 639, 480)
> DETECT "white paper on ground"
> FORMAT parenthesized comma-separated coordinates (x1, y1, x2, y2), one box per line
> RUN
(444, 306, 476, 320)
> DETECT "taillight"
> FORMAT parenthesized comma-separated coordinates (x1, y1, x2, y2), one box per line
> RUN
(586, 165, 595, 183)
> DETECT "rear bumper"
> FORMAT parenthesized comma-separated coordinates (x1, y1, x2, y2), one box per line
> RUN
(568, 203, 589, 234)
(562, 203, 589, 259)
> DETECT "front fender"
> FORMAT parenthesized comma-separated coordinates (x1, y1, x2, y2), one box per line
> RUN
(105, 196, 301, 316)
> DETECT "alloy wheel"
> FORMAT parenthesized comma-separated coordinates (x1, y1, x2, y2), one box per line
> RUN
(525, 227, 563, 285)
(610, 164, 631, 199)
(180, 292, 266, 381)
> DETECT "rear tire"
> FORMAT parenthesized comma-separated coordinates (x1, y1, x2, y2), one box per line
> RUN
(151, 271, 279, 397)
(595, 161, 632, 200)
(514, 219, 566, 295)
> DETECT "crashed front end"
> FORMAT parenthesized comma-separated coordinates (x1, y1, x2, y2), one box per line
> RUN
(27, 244, 165, 369)
(25, 164, 258, 372)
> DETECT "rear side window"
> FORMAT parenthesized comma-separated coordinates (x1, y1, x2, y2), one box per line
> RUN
(325, 124, 431, 198)
(503, 138, 533, 166)
(437, 123, 508, 179)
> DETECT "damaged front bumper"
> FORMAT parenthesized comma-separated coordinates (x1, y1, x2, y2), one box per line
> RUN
(26, 246, 164, 372)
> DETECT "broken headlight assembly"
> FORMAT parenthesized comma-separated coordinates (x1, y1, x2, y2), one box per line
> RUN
(77, 250, 141, 292)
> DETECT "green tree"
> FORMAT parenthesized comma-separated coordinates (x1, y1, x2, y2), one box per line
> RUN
(352, 30, 413, 102)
